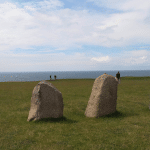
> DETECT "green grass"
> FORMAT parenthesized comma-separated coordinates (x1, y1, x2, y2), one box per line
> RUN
(0, 77, 150, 150)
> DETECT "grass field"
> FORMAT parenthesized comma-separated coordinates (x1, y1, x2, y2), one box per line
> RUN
(0, 76, 150, 150)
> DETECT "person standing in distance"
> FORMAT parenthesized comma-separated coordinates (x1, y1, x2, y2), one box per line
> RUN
(116, 71, 121, 84)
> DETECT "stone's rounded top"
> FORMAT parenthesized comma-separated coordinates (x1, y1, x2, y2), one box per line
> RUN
(96, 73, 109, 80)
(95, 74, 118, 84)
(38, 80, 51, 85)
(37, 80, 62, 94)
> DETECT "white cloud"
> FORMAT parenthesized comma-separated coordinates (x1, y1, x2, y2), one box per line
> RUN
(24, 5, 35, 11)
(91, 56, 111, 62)
(0, 0, 150, 72)
(0, 0, 150, 51)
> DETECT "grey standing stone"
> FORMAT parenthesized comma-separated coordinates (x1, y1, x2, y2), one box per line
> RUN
(27, 80, 64, 122)
(85, 73, 119, 118)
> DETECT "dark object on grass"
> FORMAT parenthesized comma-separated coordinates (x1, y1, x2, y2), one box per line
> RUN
(54, 75, 57, 80)
(50, 75, 52, 80)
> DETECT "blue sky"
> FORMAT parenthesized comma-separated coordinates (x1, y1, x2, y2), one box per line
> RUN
(0, 0, 150, 72)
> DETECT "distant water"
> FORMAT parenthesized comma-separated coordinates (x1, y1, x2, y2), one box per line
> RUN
(0, 70, 150, 82)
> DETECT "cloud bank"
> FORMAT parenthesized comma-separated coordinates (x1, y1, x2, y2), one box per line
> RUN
(0, 0, 150, 72)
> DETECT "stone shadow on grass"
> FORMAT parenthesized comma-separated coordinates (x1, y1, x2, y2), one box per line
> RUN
(31, 116, 78, 124)
(98, 110, 126, 118)
(28, 110, 140, 124)
(97, 110, 139, 119)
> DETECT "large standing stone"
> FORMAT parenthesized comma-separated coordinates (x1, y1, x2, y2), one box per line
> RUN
(85, 73, 119, 118)
(27, 80, 64, 122)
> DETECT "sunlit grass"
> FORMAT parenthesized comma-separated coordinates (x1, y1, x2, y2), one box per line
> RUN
(0, 77, 150, 149)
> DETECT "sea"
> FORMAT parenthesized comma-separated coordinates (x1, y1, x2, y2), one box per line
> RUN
(0, 70, 150, 82)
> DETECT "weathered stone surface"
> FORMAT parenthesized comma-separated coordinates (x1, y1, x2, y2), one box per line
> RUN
(85, 73, 118, 118)
(27, 80, 64, 122)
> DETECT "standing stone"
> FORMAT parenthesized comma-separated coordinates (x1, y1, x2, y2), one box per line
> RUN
(27, 80, 64, 122)
(85, 73, 119, 118)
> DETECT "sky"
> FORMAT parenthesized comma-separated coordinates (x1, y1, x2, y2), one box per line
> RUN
(0, 0, 150, 72)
